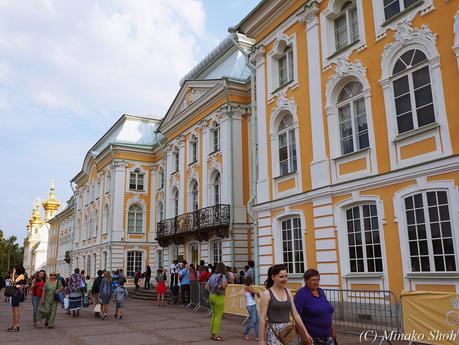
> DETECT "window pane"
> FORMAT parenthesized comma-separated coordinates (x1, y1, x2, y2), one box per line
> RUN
(335, 15, 348, 50)
(350, 7, 359, 42)
(397, 113, 414, 134)
(404, 0, 420, 9)
(395, 94, 412, 115)
(393, 76, 410, 97)
(384, 0, 400, 20)
(412, 66, 430, 88)
(416, 104, 435, 127)
(414, 85, 433, 108)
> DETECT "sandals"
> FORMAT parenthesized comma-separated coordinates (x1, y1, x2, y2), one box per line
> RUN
(211, 335, 225, 341)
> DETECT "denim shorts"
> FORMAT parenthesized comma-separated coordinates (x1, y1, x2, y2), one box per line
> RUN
(116, 302, 124, 309)
(312, 337, 335, 345)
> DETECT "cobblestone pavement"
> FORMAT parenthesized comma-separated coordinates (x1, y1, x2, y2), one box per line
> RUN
(0, 297, 411, 345)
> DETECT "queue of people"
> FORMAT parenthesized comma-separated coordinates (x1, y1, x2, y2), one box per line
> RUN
(1, 262, 336, 345)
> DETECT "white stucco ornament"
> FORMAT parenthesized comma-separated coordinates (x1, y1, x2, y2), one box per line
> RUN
(326, 57, 366, 96)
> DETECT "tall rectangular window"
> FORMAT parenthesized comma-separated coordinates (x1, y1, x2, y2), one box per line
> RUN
(384, 0, 421, 21)
(281, 217, 304, 274)
(278, 47, 294, 87)
(127, 251, 143, 276)
(212, 240, 222, 264)
(405, 191, 456, 272)
(129, 170, 144, 191)
(345, 204, 383, 273)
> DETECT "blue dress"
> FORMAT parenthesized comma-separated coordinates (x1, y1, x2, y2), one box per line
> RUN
(99, 278, 112, 305)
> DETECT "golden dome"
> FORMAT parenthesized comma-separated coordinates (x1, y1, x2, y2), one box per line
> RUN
(42, 179, 60, 212)
(29, 204, 42, 225)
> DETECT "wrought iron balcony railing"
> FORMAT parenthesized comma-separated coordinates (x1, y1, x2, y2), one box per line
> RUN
(156, 204, 230, 240)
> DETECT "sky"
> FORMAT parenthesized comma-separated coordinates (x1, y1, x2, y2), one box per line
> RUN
(0, 0, 260, 243)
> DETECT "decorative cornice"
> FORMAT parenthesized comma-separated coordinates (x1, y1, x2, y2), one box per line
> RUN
(111, 160, 128, 169)
(298, 1, 320, 25)
(326, 57, 367, 94)
(272, 90, 297, 118)
(382, 21, 437, 66)
(249, 45, 266, 66)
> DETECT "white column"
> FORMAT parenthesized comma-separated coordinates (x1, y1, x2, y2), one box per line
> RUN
(202, 124, 209, 207)
(300, 2, 330, 189)
(220, 112, 230, 205)
(251, 46, 269, 204)
(178, 138, 185, 214)
(111, 160, 128, 241)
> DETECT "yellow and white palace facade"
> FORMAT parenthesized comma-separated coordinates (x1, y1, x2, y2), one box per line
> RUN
(38, 0, 459, 296)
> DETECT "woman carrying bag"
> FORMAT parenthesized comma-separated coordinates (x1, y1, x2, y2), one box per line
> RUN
(37, 272, 63, 328)
(258, 264, 312, 345)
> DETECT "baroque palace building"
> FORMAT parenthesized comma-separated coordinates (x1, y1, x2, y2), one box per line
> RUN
(38, 0, 459, 296)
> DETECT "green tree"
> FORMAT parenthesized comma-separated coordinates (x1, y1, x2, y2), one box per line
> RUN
(0, 229, 24, 276)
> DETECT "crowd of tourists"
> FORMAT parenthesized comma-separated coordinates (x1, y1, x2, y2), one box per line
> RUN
(0, 262, 336, 345)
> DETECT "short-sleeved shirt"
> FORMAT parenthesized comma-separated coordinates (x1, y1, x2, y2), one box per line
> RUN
(179, 268, 190, 285)
(294, 286, 334, 338)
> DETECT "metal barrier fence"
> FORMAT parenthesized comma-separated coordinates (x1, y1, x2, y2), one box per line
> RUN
(323, 288, 402, 344)
(186, 283, 402, 343)
(187, 282, 211, 314)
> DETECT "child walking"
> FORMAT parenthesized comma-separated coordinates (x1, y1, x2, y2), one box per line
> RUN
(113, 280, 128, 319)
(243, 276, 260, 341)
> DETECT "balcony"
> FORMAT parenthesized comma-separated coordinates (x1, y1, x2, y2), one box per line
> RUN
(156, 204, 230, 247)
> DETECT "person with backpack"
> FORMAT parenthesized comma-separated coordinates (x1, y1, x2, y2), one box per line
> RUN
(113, 280, 128, 319)
(206, 262, 228, 341)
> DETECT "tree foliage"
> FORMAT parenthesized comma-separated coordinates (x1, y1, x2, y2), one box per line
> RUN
(0, 229, 24, 276)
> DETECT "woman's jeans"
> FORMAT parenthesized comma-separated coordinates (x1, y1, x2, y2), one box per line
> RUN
(32, 296, 41, 322)
(209, 293, 225, 335)
(243, 304, 259, 338)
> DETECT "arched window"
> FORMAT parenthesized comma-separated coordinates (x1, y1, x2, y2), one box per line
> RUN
(127, 204, 143, 233)
(158, 168, 165, 190)
(281, 217, 304, 274)
(173, 148, 180, 173)
(338, 81, 369, 154)
(129, 168, 144, 191)
(210, 123, 220, 153)
(278, 113, 297, 176)
(94, 209, 98, 237)
(103, 204, 109, 234)
(157, 201, 164, 221)
(279, 45, 294, 87)
(189, 180, 199, 212)
(172, 188, 179, 217)
(334, 1, 359, 51)
(210, 171, 221, 205)
(189, 135, 198, 164)
(392, 49, 435, 134)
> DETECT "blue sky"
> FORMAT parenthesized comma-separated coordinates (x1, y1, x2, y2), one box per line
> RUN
(0, 0, 260, 242)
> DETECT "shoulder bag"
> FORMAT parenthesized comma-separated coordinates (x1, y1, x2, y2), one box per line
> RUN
(268, 322, 297, 345)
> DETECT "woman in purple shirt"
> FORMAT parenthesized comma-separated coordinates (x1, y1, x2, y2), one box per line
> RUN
(294, 269, 336, 345)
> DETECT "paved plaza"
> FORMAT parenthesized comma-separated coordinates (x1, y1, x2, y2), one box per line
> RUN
(0, 297, 413, 345)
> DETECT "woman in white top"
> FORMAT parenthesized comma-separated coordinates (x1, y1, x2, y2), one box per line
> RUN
(243, 276, 260, 341)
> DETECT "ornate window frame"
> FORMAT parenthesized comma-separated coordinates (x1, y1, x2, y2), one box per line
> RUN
(170, 187, 180, 217)
(126, 164, 148, 195)
(320, 0, 366, 67)
(188, 178, 199, 212)
(335, 194, 389, 289)
(208, 169, 221, 206)
(267, 33, 298, 99)
(371, 0, 434, 40)
(380, 21, 451, 170)
(325, 57, 376, 183)
(270, 91, 302, 198)
(393, 179, 459, 290)
(188, 134, 199, 165)
(126, 197, 147, 234)
(272, 210, 307, 278)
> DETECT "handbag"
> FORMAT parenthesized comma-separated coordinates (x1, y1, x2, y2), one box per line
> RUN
(4, 286, 14, 297)
(93, 303, 101, 313)
(268, 322, 297, 345)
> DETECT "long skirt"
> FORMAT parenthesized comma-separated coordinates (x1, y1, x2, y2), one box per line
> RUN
(68, 292, 82, 311)
(266, 322, 297, 345)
